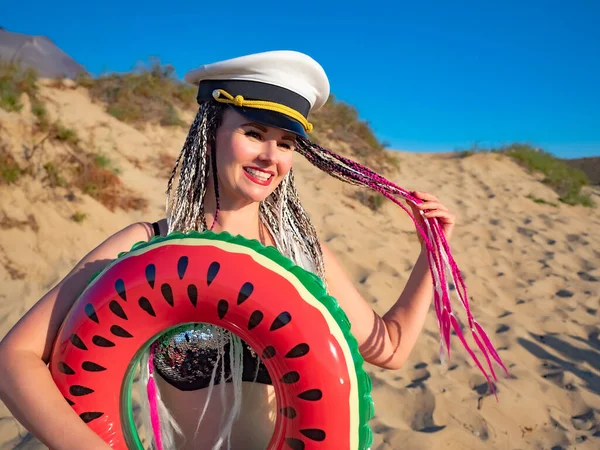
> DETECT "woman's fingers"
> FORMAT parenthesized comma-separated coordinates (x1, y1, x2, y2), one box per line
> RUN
(424, 210, 456, 221)
(416, 201, 448, 212)
(410, 191, 456, 240)
(412, 191, 439, 202)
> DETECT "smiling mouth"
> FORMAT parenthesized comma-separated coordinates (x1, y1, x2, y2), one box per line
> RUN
(244, 167, 273, 181)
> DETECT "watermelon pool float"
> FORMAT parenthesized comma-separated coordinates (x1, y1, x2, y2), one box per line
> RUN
(49, 231, 375, 449)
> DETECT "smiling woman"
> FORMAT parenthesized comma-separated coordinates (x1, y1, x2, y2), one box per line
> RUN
(0, 50, 507, 450)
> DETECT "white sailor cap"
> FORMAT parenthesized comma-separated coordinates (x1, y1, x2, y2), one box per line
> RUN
(184, 50, 330, 137)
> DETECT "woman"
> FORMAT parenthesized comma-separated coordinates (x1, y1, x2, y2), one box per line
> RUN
(0, 51, 503, 450)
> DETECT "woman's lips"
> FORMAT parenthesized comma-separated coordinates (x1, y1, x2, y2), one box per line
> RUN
(243, 167, 273, 186)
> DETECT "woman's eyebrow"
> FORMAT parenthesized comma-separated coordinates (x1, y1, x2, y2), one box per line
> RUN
(241, 122, 268, 132)
(242, 122, 296, 143)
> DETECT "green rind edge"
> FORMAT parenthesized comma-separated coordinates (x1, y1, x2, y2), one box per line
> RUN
(99, 230, 374, 449)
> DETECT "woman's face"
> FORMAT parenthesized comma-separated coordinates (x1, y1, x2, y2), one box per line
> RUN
(213, 108, 296, 206)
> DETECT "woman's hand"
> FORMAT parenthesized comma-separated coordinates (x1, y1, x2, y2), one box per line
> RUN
(408, 191, 456, 246)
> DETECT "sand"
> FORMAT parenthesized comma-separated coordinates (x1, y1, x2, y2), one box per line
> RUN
(1, 81, 599, 449)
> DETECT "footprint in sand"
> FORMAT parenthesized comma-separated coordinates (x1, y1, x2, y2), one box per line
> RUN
(571, 409, 596, 431)
(555, 289, 574, 298)
(496, 324, 510, 334)
(406, 367, 431, 389)
(578, 271, 599, 282)
(517, 226, 537, 238)
(369, 370, 445, 434)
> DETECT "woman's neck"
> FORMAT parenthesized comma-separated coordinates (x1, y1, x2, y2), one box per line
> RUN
(204, 205, 259, 234)
(203, 178, 273, 246)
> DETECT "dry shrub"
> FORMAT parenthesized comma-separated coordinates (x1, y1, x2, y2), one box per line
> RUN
(157, 151, 175, 177)
(72, 159, 148, 212)
(0, 212, 39, 232)
(351, 190, 386, 212)
(0, 147, 23, 185)
(4, 259, 25, 280)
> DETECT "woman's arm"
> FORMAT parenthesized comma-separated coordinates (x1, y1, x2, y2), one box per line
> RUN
(0, 222, 155, 450)
(322, 191, 455, 370)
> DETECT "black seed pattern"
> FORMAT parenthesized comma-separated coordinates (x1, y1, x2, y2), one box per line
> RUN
(237, 282, 254, 305)
(80, 412, 103, 423)
(85, 304, 99, 324)
(65, 397, 75, 406)
(145, 264, 156, 289)
(177, 256, 189, 280)
(248, 310, 264, 330)
(285, 343, 310, 358)
(188, 284, 198, 307)
(92, 336, 115, 347)
(280, 406, 297, 419)
(300, 429, 326, 442)
(281, 371, 300, 384)
(270, 312, 292, 331)
(82, 361, 107, 372)
(115, 279, 126, 301)
(161, 283, 174, 306)
(298, 389, 322, 401)
(70, 334, 87, 350)
(110, 325, 133, 338)
(58, 362, 75, 375)
(109, 300, 128, 320)
(207, 261, 220, 285)
(139, 297, 156, 317)
(70, 385, 94, 396)
(285, 438, 305, 450)
(217, 300, 229, 319)
(262, 346, 276, 359)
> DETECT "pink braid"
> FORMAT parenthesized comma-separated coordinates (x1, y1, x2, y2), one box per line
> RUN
(147, 343, 163, 450)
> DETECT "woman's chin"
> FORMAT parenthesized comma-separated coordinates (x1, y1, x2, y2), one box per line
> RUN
(231, 187, 272, 204)
(237, 180, 279, 203)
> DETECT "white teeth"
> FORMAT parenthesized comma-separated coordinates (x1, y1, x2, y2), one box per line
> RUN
(245, 168, 271, 181)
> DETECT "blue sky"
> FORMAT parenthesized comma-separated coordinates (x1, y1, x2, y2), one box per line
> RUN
(2, 0, 599, 158)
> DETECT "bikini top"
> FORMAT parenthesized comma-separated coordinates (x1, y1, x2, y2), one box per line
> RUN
(150, 222, 272, 391)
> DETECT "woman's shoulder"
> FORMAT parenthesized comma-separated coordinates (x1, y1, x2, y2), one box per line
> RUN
(150, 218, 168, 237)
(100, 219, 166, 251)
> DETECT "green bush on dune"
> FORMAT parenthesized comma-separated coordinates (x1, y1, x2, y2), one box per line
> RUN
(78, 58, 196, 127)
(0, 61, 50, 131)
(0, 148, 22, 184)
(0, 61, 38, 112)
(504, 144, 593, 206)
(456, 143, 594, 207)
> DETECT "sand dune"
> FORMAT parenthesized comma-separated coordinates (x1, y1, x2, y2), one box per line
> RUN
(1, 82, 599, 449)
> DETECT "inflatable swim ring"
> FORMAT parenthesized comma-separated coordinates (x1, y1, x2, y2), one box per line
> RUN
(49, 231, 374, 449)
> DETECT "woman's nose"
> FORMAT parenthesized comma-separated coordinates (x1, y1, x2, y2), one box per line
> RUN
(258, 139, 280, 162)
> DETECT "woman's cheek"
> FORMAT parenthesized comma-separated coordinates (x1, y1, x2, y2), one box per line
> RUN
(278, 153, 294, 178)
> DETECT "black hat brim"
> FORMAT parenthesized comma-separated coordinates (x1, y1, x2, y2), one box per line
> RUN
(225, 105, 307, 138)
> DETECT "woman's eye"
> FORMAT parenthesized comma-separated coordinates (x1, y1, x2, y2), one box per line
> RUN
(244, 130, 262, 139)
(278, 143, 292, 150)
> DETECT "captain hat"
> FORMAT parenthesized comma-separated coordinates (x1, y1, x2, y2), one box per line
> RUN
(184, 50, 330, 137)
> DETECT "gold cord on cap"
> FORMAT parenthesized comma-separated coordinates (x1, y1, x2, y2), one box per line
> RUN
(212, 89, 313, 133)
